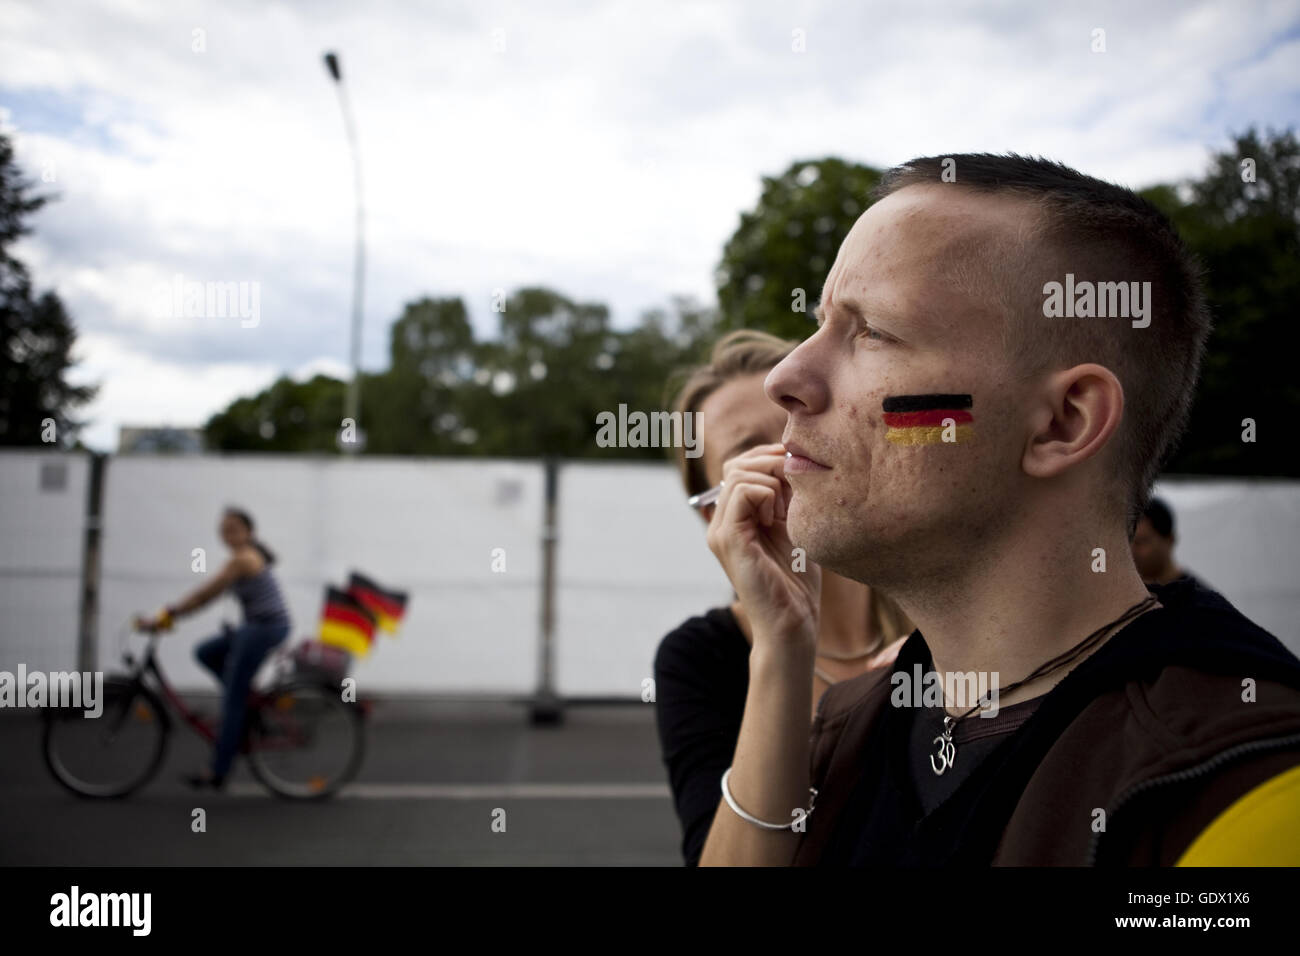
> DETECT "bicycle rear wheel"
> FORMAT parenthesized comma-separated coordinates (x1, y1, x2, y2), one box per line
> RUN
(43, 676, 169, 798)
(246, 680, 364, 800)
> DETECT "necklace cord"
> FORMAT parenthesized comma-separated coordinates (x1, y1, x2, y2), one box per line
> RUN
(945, 594, 1158, 724)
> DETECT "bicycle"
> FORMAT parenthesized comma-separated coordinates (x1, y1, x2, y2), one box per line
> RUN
(43, 620, 367, 800)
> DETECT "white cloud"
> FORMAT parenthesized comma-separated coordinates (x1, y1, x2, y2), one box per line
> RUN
(66, 333, 284, 451)
(2, 0, 1297, 451)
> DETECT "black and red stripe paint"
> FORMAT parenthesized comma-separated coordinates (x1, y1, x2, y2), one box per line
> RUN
(882, 394, 973, 445)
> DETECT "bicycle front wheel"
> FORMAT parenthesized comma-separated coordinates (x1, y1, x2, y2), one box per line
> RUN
(246, 680, 365, 800)
(43, 676, 169, 799)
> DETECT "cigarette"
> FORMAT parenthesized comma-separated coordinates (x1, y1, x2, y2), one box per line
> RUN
(687, 484, 723, 510)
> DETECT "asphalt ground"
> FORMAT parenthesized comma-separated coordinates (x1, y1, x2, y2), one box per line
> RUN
(0, 699, 684, 866)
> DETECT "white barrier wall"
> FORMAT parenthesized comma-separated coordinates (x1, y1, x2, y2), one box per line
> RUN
(1, 451, 1298, 695)
(1152, 479, 1300, 654)
(0, 452, 87, 673)
(96, 455, 544, 693)
(553, 462, 732, 697)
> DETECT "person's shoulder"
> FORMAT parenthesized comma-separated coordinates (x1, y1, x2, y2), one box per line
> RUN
(654, 607, 747, 675)
(1086, 583, 1300, 757)
(229, 547, 263, 577)
(1149, 575, 1294, 664)
(1147, 571, 1216, 611)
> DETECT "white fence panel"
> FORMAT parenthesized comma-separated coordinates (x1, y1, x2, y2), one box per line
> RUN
(97, 455, 543, 693)
(1153, 479, 1300, 656)
(0, 452, 88, 673)
(554, 462, 731, 697)
(2, 448, 1297, 697)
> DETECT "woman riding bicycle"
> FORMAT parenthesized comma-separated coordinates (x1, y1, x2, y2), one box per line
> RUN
(138, 506, 292, 790)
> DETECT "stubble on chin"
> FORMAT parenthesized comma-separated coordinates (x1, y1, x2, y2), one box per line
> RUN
(787, 494, 843, 573)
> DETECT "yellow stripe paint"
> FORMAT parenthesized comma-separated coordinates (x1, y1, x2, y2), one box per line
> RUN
(885, 424, 974, 445)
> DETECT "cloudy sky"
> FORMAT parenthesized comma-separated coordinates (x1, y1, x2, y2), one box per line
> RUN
(2, 0, 1298, 451)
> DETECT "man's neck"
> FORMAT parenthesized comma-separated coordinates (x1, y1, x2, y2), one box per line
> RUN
(893, 516, 1156, 710)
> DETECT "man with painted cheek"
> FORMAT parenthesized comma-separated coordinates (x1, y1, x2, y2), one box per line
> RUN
(696, 153, 1300, 868)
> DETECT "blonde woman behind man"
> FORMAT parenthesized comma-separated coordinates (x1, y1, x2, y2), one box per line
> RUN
(652, 329, 911, 866)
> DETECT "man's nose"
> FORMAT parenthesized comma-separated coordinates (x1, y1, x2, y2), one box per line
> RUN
(765, 340, 827, 414)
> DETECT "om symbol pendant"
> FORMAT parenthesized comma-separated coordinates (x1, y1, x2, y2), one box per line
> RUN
(930, 716, 957, 775)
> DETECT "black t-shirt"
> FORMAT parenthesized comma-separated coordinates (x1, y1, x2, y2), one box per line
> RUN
(908, 694, 1043, 816)
(652, 607, 750, 866)
(821, 632, 1047, 866)
(1147, 571, 1204, 608)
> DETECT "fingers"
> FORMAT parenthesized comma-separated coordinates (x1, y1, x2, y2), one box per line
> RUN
(721, 444, 788, 479)
(714, 444, 791, 524)
(716, 468, 785, 524)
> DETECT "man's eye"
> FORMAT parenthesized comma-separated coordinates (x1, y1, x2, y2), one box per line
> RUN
(860, 325, 889, 342)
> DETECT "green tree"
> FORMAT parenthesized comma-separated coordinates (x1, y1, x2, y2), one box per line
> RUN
(201, 287, 720, 460)
(364, 296, 479, 455)
(480, 286, 613, 457)
(716, 157, 883, 339)
(1143, 127, 1300, 476)
(0, 131, 96, 446)
(203, 374, 346, 451)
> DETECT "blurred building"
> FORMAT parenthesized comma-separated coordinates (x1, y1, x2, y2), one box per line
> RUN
(117, 425, 204, 454)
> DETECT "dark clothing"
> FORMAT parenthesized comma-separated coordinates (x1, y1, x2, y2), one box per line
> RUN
(1146, 570, 1205, 608)
(196, 620, 290, 778)
(907, 694, 1042, 816)
(796, 578, 1300, 866)
(653, 607, 750, 866)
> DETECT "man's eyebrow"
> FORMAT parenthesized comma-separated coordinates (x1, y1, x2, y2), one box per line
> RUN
(827, 296, 920, 331)
(815, 299, 866, 326)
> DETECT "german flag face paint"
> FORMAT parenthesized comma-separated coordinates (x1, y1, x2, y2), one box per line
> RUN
(882, 394, 973, 445)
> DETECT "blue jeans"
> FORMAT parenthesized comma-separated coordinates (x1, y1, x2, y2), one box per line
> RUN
(195, 620, 290, 779)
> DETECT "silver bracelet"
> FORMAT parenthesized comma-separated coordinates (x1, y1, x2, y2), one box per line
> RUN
(720, 766, 817, 830)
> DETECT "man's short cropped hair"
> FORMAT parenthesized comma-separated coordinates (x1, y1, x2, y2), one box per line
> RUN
(871, 154, 1211, 529)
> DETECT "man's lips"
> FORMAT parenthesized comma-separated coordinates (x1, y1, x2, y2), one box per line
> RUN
(782, 440, 830, 473)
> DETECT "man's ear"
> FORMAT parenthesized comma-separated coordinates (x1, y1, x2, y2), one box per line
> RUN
(1021, 363, 1124, 480)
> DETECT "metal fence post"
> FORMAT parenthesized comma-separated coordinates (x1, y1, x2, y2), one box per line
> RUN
(77, 452, 106, 672)
(530, 455, 563, 725)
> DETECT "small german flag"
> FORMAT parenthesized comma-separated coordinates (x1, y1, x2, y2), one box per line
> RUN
(883, 394, 973, 445)
(347, 572, 409, 634)
(319, 586, 377, 656)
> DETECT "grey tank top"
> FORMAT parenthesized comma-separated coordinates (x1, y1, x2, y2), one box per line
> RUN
(230, 565, 290, 627)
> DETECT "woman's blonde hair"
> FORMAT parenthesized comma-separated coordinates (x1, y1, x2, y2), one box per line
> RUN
(666, 329, 912, 649)
(667, 329, 795, 499)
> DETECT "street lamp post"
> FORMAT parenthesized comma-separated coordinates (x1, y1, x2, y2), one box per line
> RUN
(323, 51, 365, 452)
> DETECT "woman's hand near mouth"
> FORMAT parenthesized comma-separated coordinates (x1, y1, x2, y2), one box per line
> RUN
(706, 441, 821, 650)
(698, 440, 820, 865)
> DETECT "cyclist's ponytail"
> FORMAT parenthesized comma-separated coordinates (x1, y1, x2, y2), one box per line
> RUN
(253, 538, 277, 566)
(223, 506, 276, 567)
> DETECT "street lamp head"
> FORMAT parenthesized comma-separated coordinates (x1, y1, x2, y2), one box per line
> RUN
(323, 52, 342, 82)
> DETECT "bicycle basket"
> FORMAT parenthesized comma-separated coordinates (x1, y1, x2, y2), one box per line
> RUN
(290, 639, 352, 681)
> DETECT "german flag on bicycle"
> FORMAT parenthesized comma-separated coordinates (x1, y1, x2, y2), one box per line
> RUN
(347, 572, 409, 634)
(319, 586, 377, 656)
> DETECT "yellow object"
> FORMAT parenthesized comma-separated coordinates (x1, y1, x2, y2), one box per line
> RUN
(1176, 763, 1300, 866)
(885, 425, 974, 445)
(320, 619, 371, 656)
